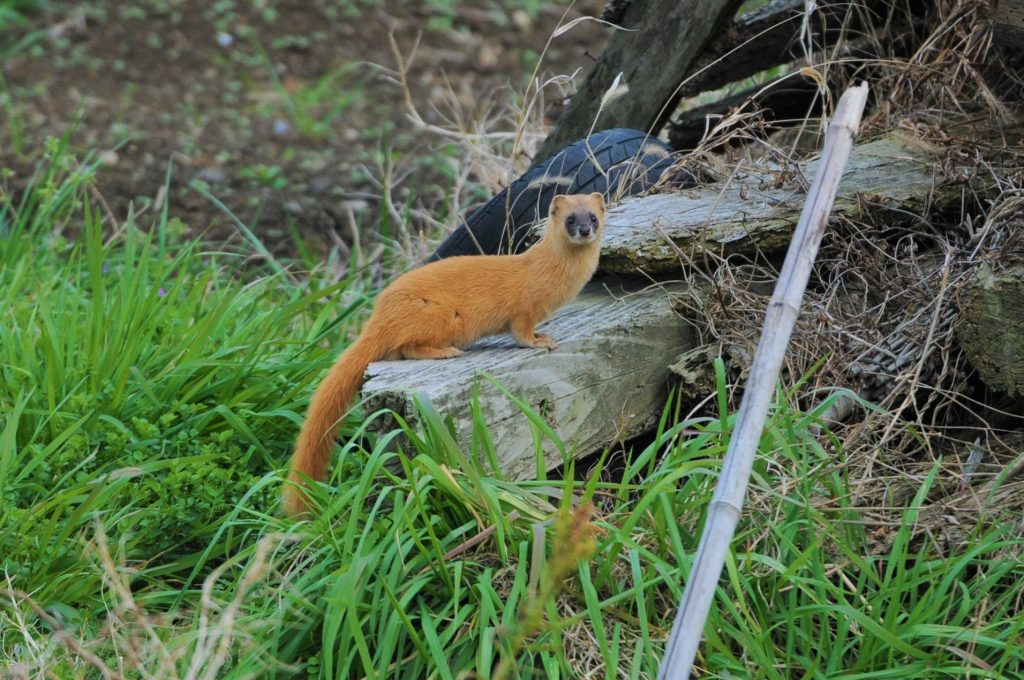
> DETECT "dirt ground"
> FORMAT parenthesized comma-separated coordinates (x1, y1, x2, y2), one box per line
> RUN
(1, 0, 606, 255)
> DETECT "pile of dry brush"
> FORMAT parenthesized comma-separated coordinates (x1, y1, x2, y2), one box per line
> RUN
(647, 0, 1024, 554)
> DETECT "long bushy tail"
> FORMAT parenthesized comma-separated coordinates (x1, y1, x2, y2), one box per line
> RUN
(283, 333, 386, 516)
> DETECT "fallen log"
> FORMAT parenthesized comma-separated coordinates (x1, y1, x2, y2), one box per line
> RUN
(362, 122, 1015, 481)
(596, 130, 963, 274)
(362, 281, 696, 478)
(960, 261, 1024, 396)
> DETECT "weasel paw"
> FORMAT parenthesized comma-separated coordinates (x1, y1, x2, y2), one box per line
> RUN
(531, 333, 558, 351)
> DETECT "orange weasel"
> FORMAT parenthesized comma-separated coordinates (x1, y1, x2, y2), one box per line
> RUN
(283, 192, 607, 516)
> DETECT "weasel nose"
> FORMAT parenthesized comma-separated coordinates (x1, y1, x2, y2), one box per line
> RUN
(579, 226, 592, 237)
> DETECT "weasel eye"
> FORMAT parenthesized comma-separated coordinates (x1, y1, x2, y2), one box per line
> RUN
(565, 215, 575, 226)
(589, 212, 597, 224)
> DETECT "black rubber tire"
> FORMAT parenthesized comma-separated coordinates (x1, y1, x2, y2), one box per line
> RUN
(429, 128, 690, 261)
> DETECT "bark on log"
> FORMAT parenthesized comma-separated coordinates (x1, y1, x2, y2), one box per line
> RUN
(536, 0, 744, 161)
(681, 0, 888, 98)
(361, 282, 696, 478)
(679, 0, 808, 98)
(595, 131, 963, 274)
(992, 0, 1024, 49)
(960, 263, 1024, 396)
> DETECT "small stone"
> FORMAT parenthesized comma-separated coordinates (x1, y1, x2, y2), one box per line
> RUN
(478, 44, 500, 68)
(310, 177, 333, 193)
(216, 32, 234, 48)
(273, 119, 291, 136)
(196, 167, 227, 184)
(511, 9, 531, 30)
(98, 150, 119, 167)
(285, 200, 303, 215)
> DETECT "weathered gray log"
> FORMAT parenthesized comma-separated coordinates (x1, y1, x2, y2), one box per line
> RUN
(960, 262, 1024, 396)
(596, 131, 962, 274)
(362, 282, 696, 478)
(535, 0, 744, 161)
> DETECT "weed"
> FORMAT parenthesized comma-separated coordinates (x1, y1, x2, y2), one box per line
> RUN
(0, 0, 44, 30)
(237, 163, 289, 190)
(0, 1, 46, 60)
(257, 51, 367, 140)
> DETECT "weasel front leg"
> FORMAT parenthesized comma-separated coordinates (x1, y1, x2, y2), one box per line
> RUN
(401, 345, 465, 360)
(511, 318, 558, 351)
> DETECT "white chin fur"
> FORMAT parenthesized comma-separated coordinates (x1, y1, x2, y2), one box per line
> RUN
(568, 233, 598, 245)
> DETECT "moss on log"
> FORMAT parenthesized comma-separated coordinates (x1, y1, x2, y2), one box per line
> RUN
(960, 264, 1024, 395)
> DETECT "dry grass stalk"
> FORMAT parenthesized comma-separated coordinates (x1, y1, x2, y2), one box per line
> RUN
(1, 582, 124, 679)
(1, 523, 295, 679)
(648, 0, 1023, 565)
(657, 82, 869, 680)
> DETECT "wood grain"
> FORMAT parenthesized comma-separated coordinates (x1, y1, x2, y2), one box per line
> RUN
(596, 131, 956, 274)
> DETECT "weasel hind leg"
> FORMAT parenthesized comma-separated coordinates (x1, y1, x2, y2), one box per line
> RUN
(380, 294, 467, 360)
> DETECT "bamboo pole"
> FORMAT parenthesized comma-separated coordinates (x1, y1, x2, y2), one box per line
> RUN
(656, 82, 869, 680)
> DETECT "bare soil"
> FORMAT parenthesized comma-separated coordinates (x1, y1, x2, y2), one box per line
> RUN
(1, 0, 606, 255)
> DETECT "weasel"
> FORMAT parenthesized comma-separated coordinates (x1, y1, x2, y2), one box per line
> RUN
(283, 192, 606, 516)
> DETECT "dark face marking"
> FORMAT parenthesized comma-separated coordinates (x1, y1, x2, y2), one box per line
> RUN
(564, 209, 599, 243)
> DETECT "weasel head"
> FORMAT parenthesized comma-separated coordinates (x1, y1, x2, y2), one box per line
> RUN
(550, 192, 606, 246)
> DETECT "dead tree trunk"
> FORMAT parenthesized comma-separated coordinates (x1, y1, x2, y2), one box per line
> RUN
(535, 0, 744, 161)
(680, 0, 889, 98)
(992, 0, 1024, 49)
(538, 0, 904, 159)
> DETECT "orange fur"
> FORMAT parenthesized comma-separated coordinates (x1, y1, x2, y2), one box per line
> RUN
(283, 193, 606, 516)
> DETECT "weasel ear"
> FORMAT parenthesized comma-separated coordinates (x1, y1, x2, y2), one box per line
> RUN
(590, 192, 606, 211)
(551, 195, 568, 213)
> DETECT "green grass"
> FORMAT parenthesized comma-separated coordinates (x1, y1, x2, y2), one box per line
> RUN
(0, 0, 44, 28)
(257, 53, 367, 140)
(2, 144, 1024, 678)
(0, 1, 46, 62)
